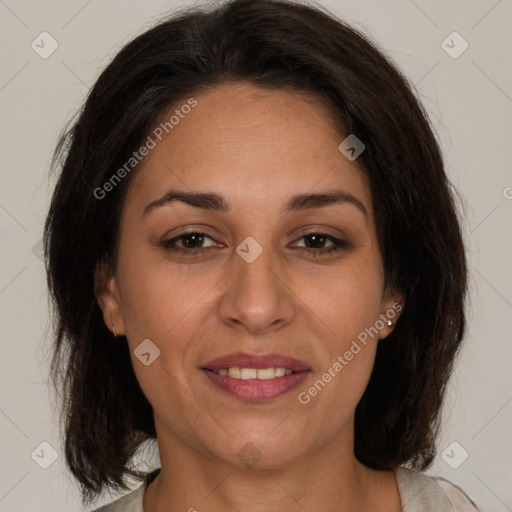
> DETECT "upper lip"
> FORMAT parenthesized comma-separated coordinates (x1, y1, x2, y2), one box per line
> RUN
(201, 352, 311, 371)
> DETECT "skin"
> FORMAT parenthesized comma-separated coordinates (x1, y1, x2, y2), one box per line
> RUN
(96, 82, 405, 512)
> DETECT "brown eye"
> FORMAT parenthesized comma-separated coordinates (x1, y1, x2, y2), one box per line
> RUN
(162, 232, 218, 254)
(292, 233, 351, 257)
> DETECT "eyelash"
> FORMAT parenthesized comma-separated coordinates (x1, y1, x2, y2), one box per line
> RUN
(161, 231, 351, 257)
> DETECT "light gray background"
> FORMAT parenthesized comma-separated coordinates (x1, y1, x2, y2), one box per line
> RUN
(0, 0, 511, 510)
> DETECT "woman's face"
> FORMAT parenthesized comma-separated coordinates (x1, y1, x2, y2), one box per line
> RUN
(98, 82, 401, 468)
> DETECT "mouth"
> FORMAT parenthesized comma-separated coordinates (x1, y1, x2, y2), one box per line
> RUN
(200, 352, 311, 401)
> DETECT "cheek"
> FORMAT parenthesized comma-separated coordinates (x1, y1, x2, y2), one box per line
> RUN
(116, 260, 205, 408)
(307, 252, 384, 340)
(117, 252, 203, 338)
(298, 277, 381, 431)
(299, 251, 384, 399)
(116, 254, 221, 387)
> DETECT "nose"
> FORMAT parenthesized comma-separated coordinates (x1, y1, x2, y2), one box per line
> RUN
(217, 240, 295, 335)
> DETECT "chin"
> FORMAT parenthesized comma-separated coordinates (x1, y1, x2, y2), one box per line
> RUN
(209, 433, 305, 470)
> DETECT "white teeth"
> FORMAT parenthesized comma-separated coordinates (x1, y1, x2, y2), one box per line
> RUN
(275, 367, 286, 377)
(240, 368, 257, 380)
(214, 367, 293, 379)
(227, 367, 241, 378)
(257, 368, 276, 380)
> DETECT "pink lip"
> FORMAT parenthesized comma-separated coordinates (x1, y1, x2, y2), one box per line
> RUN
(200, 352, 311, 401)
(201, 369, 310, 401)
(201, 352, 311, 371)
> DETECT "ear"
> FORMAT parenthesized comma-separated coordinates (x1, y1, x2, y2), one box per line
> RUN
(378, 284, 405, 340)
(94, 256, 125, 336)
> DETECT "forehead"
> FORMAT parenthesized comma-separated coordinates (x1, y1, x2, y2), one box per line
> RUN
(124, 82, 372, 217)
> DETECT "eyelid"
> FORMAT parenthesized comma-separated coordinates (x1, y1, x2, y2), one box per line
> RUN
(163, 225, 348, 244)
(162, 231, 221, 249)
(161, 229, 352, 257)
(162, 225, 226, 243)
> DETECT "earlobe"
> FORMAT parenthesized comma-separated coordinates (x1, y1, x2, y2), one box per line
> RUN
(379, 286, 405, 340)
(94, 257, 125, 337)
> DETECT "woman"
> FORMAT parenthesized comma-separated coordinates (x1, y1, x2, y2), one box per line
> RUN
(44, 0, 481, 510)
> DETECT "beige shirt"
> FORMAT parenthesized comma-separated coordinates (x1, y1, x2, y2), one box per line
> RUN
(93, 466, 480, 511)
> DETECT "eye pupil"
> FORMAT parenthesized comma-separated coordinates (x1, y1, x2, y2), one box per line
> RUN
(182, 233, 204, 248)
(305, 234, 326, 248)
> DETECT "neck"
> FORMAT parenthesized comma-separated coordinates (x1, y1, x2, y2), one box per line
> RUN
(143, 421, 400, 512)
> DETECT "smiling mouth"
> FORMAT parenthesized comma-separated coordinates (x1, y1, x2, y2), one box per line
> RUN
(210, 367, 294, 379)
(199, 351, 311, 401)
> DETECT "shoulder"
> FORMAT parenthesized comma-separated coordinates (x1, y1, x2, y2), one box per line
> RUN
(395, 466, 480, 511)
(91, 483, 144, 512)
(90, 468, 160, 512)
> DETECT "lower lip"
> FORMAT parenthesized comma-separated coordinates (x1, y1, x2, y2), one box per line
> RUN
(201, 369, 310, 401)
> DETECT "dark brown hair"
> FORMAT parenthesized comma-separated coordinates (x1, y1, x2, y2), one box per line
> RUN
(44, 0, 468, 506)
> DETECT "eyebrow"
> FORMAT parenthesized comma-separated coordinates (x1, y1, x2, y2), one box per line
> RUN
(142, 188, 367, 217)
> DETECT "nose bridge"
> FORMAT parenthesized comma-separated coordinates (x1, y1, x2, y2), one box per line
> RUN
(237, 236, 277, 288)
(219, 233, 294, 332)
